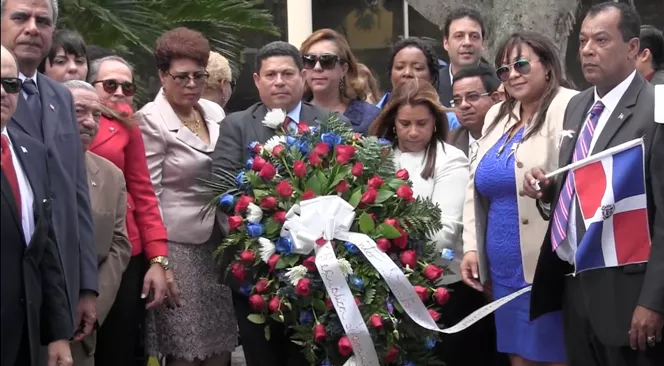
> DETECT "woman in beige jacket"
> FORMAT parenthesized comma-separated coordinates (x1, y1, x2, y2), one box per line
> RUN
(460, 32, 577, 366)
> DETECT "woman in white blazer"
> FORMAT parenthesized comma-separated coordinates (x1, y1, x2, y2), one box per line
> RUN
(460, 32, 578, 366)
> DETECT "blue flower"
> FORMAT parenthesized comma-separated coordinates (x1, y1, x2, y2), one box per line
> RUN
(245, 157, 254, 170)
(310, 126, 319, 134)
(296, 140, 309, 155)
(321, 132, 342, 148)
(344, 241, 360, 254)
(440, 248, 455, 261)
(377, 138, 391, 145)
(349, 275, 364, 290)
(235, 171, 246, 188)
(299, 310, 313, 324)
(424, 337, 437, 350)
(386, 298, 394, 314)
(402, 362, 415, 366)
(219, 194, 235, 209)
(246, 223, 265, 238)
(286, 136, 297, 146)
(248, 141, 261, 155)
(275, 235, 293, 255)
(320, 360, 332, 366)
(239, 282, 252, 296)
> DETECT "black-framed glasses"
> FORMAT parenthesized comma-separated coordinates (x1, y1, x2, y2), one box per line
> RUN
(93, 79, 136, 96)
(167, 71, 209, 85)
(1, 77, 22, 94)
(302, 54, 343, 70)
(496, 59, 537, 82)
(451, 92, 491, 107)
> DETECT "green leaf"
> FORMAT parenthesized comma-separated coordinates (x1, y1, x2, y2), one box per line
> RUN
(253, 189, 269, 200)
(316, 171, 328, 192)
(247, 314, 265, 324)
(264, 325, 271, 340)
(265, 219, 280, 236)
(276, 258, 289, 269)
(364, 287, 376, 304)
(329, 167, 350, 188)
(387, 178, 406, 190)
(270, 312, 285, 323)
(377, 223, 402, 239)
(306, 175, 322, 195)
(348, 188, 362, 208)
(358, 212, 375, 234)
(285, 255, 301, 267)
(313, 299, 328, 312)
(375, 188, 394, 204)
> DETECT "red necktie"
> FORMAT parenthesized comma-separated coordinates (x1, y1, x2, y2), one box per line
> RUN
(1, 135, 22, 216)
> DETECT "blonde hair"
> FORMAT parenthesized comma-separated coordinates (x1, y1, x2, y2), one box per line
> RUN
(205, 51, 232, 90)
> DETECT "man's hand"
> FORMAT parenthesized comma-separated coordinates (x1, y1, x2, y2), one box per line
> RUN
(524, 168, 553, 202)
(164, 269, 182, 309)
(142, 263, 167, 309)
(47, 339, 72, 366)
(629, 305, 664, 351)
(460, 251, 483, 292)
(73, 292, 97, 341)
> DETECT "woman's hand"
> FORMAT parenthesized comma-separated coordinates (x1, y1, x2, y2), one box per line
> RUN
(142, 263, 166, 309)
(164, 269, 182, 309)
(460, 251, 483, 292)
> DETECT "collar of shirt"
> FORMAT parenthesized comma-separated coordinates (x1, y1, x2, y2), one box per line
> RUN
(591, 70, 636, 114)
(468, 133, 476, 146)
(1, 127, 11, 145)
(287, 101, 302, 123)
(19, 72, 39, 94)
(449, 66, 454, 84)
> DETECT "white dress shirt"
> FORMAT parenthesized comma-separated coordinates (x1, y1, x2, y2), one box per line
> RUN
(556, 70, 636, 264)
(1, 128, 35, 244)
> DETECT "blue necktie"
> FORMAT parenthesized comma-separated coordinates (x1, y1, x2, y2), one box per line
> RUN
(22, 79, 43, 133)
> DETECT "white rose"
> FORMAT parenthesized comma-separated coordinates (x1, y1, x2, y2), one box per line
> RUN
(337, 258, 354, 278)
(246, 202, 264, 223)
(263, 109, 287, 130)
(264, 135, 286, 154)
(343, 357, 357, 366)
(258, 237, 276, 263)
(285, 265, 308, 286)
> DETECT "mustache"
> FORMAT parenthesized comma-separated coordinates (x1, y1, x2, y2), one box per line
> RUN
(79, 127, 96, 136)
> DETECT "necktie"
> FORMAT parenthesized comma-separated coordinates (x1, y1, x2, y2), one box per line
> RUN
(1, 135, 22, 216)
(22, 79, 43, 129)
(283, 116, 298, 134)
(551, 101, 605, 250)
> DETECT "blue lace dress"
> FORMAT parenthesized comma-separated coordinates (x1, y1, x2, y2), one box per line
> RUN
(475, 127, 566, 362)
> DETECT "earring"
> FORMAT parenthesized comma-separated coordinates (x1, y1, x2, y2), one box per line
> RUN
(339, 76, 346, 92)
(545, 72, 551, 81)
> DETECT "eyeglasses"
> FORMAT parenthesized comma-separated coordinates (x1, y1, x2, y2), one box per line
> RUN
(93, 79, 136, 96)
(1, 77, 22, 94)
(302, 54, 343, 70)
(451, 92, 490, 107)
(496, 59, 537, 82)
(167, 71, 209, 85)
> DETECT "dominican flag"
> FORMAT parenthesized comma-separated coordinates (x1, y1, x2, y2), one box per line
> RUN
(573, 140, 651, 272)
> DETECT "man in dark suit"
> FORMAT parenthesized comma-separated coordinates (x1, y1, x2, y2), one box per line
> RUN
(437, 7, 486, 108)
(636, 25, 664, 85)
(448, 64, 501, 157)
(1, 45, 73, 366)
(524, 3, 664, 365)
(1, 0, 98, 337)
(211, 41, 348, 366)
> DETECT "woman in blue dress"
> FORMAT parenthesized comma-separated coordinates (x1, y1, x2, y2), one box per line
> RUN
(461, 32, 578, 366)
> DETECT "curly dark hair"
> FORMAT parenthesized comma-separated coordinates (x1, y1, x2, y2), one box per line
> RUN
(154, 27, 211, 72)
(387, 37, 440, 88)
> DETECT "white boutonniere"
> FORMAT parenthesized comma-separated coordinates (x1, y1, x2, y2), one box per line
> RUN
(558, 129, 575, 148)
(263, 109, 287, 130)
(246, 202, 264, 223)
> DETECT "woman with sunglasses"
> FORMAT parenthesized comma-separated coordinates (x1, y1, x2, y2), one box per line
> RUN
(461, 32, 578, 366)
(300, 29, 380, 134)
(136, 27, 237, 366)
(202, 51, 235, 109)
(85, 55, 176, 366)
(39, 29, 89, 82)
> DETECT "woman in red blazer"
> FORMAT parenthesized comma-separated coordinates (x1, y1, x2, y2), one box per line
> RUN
(87, 55, 180, 366)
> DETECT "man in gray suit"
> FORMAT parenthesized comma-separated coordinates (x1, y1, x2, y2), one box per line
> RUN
(211, 41, 348, 366)
(525, 3, 664, 365)
(1, 0, 98, 340)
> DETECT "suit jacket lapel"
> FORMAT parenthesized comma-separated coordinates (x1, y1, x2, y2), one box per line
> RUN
(85, 153, 102, 213)
(559, 90, 594, 167)
(9, 129, 43, 199)
(1, 171, 23, 234)
(37, 74, 59, 144)
(250, 104, 273, 142)
(11, 96, 41, 138)
(300, 103, 320, 126)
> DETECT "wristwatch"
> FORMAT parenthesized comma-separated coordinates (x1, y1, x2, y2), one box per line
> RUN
(149, 256, 170, 271)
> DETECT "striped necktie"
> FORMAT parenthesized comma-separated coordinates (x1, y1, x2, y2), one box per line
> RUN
(551, 101, 605, 250)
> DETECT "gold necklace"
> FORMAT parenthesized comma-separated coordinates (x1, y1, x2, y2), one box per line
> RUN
(178, 111, 202, 136)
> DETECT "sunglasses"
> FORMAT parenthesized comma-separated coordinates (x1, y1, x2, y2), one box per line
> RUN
(93, 79, 136, 96)
(496, 59, 536, 82)
(1, 77, 22, 94)
(302, 54, 343, 70)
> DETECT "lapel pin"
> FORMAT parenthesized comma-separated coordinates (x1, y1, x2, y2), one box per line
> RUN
(618, 113, 624, 120)
(49, 104, 55, 111)
(558, 130, 575, 148)
(109, 127, 115, 132)
(91, 180, 97, 187)
(20, 146, 27, 153)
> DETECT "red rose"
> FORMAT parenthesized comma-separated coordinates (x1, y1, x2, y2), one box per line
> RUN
(428, 308, 441, 321)
(338, 336, 353, 356)
(384, 347, 399, 363)
(368, 175, 384, 189)
(297, 122, 310, 134)
(384, 218, 398, 228)
(391, 227, 408, 249)
(351, 161, 364, 177)
(268, 254, 280, 272)
(276, 181, 293, 198)
(414, 285, 429, 302)
(359, 188, 378, 206)
(314, 142, 330, 156)
(268, 296, 285, 312)
(255, 279, 269, 294)
(252, 156, 267, 172)
(235, 195, 254, 212)
(295, 278, 311, 296)
(302, 256, 317, 272)
(313, 324, 327, 342)
(368, 213, 377, 222)
(273, 210, 287, 224)
(352, 133, 361, 141)
(272, 144, 285, 157)
(325, 297, 333, 309)
(301, 189, 316, 200)
(396, 184, 415, 201)
(230, 262, 246, 282)
(355, 297, 361, 306)
(228, 216, 243, 232)
(335, 180, 349, 193)
(252, 143, 263, 154)
(396, 168, 409, 180)
(249, 294, 265, 311)
(261, 196, 278, 210)
(336, 145, 356, 159)
(376, 238, 391, 252)
(434, 287, 450, 305)
(400, 250, 417, 268)
(240, 250, 256, 264)
(259, 163, 277, 180)
(308, 152, 322, 166)
(369, 314, 383, 329)
(293, 160, 307, 177)
(423, 264, 444, 281)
